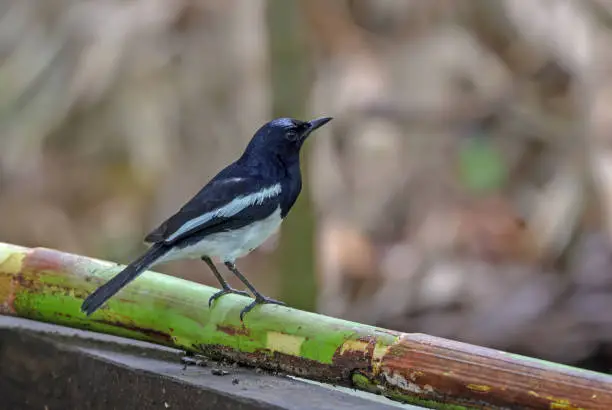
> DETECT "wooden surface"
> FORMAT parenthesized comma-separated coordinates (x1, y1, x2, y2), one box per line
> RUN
(0, 315, 415, 410)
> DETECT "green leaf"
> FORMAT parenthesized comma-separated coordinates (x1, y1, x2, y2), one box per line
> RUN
(458, 136, 507, 193)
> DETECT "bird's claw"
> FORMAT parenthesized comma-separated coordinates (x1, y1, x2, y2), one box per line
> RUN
(239, 296, 286, 321)
(208, 287, 251, 307)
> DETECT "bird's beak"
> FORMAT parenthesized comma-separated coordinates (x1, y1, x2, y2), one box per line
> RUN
(303, 116, 333, 138)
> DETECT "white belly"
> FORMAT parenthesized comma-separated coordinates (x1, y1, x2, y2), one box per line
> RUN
(155, 207, 282, 264)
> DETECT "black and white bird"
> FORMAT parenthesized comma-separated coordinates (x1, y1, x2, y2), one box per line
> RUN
(81, 116, 333, 320)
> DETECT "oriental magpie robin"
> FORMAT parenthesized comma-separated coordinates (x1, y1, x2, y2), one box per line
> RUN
(81, 116, 333, 320)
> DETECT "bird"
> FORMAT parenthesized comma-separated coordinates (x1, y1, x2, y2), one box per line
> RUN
(81, 116, 333, 321)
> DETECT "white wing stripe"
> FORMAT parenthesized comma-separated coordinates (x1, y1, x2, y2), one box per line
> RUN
(165, 183, 282, 242)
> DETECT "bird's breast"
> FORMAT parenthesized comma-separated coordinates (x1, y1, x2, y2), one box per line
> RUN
(280, 172, 302, 218)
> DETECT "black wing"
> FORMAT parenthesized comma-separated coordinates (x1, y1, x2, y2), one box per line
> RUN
(145, 176, 281, 245)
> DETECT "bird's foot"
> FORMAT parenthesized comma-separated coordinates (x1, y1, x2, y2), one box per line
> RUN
(208, 287, 251, 307)
(239, 295, 286, 321)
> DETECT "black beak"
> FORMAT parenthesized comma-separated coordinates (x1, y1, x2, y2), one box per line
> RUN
(302, 117, 333, 138)
(308, 116, 333, 131)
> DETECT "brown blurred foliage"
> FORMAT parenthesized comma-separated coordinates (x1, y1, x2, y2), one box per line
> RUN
(0, 0, 277, 293)
(305, 0, 612, 372)
(2, 0, 612, 373)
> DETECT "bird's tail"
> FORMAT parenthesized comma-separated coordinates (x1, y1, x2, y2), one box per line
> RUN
(81, 243, 168, 316)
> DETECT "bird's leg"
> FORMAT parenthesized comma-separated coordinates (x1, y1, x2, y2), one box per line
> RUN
(202, 256, 250, 307)
(223, 261, 286, 320)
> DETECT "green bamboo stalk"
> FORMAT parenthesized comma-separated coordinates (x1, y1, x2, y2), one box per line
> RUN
(1, 242, 611, 409)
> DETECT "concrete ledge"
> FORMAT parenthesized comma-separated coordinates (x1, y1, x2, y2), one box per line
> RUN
(0, 316, 417, 410)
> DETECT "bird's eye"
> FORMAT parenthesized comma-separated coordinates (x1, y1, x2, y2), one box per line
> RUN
(286, 130, 299, 141)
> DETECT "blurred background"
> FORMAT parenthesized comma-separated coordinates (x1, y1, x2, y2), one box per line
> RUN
(2, 0, 612, 373)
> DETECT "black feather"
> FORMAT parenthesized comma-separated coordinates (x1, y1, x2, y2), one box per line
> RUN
(145, 176, 281, 245)
(81, 243, 168, 316)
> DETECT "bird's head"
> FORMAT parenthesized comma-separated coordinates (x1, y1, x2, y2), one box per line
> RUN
(243, 117, 333, 162)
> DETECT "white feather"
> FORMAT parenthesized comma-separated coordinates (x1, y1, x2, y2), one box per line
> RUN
(156, 206, 283, 264)
(166, 182, 282, 242)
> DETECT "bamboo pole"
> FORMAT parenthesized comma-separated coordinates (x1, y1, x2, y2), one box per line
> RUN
(0, 242, 610, 409)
